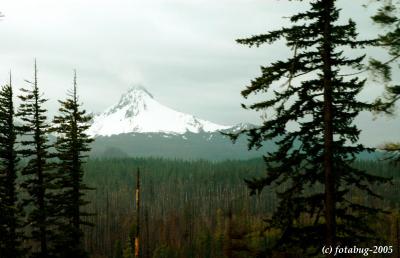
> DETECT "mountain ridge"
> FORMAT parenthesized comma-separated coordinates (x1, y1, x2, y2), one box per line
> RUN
(88, 86, 232, 136)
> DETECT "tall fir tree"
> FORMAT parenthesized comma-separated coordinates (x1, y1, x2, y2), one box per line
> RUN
(17, 61, 57, 258)
(0, 75, 25, 257)
(231, 0, 389, 255)
(52, 70, 93, 258)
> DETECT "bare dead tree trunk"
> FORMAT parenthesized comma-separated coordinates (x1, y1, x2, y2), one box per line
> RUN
(135, 168, 141, 258)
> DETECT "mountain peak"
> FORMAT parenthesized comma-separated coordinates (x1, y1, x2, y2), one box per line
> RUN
(88, 85, 231, 136)
(106, 85, 154, 116)
(125, 85, 154, 99)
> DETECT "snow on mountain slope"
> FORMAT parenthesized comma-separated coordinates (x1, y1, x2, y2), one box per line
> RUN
(88, 86, 231, 136)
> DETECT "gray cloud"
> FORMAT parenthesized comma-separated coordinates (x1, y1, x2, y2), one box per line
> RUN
(0, 0, 398, 146)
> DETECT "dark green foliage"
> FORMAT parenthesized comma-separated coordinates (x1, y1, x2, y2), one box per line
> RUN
(0, 77, 25, 257)
(17, 61, 57, 258)
(370, 0, 400, 163)
(113, 240, 123, 258)
(370, 0, 400, 91)
(232, 0, 389, 255)
(52, 71, 93, 258)
(371, 0, 400, 111)
(152, 245, 176, 258)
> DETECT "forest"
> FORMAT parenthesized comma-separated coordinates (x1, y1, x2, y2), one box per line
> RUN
(1, 0, 400, 257)
(82, 158, 400, 258)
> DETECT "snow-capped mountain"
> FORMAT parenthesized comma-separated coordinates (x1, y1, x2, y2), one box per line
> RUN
(88, 86, 231, 137)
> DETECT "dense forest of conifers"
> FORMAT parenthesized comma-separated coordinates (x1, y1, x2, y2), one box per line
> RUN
(82, 158, 400, 258)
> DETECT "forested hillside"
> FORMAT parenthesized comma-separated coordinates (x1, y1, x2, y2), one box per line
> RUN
(88, 131, 271, 161)
(82, 157, 400, 258)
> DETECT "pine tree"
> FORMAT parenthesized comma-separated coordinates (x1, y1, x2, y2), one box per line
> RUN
(231, 0, 389, 255)
(17, 61, 57, 258)
(0, 75, 25, 257)
(52, 70, 93, 258)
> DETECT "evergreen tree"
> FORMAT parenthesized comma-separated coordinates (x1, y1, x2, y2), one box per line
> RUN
(52, 70, 93, 258)
(0, 75, 25, 257)
(17, 61, 57, 258)
(231, 0, 389, 255)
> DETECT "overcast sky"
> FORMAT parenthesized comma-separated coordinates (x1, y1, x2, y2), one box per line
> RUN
(0, 0, 398, 146)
